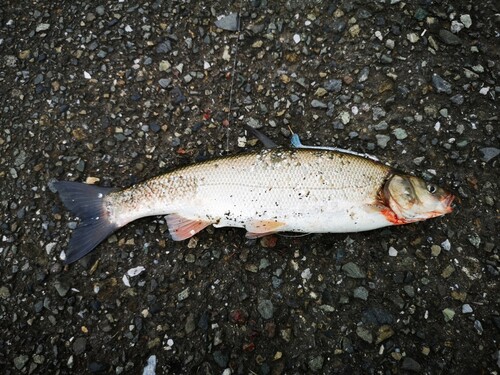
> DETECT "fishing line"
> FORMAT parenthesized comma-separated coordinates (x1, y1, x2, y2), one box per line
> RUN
(225, 2, 242, 152)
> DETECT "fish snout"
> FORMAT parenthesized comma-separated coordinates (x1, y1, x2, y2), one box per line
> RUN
(441, 193, 455, 213)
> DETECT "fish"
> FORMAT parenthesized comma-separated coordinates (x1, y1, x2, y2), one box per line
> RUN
(53, 147, 454, 264)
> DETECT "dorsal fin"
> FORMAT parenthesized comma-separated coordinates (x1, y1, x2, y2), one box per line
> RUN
(243, 125, 278, 149)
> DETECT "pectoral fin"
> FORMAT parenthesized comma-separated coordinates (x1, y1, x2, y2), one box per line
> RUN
(245, 219, 285, 238)
(166, 214, 212, 241)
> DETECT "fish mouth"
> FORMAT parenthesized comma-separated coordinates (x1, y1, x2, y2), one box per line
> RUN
(440, 193, 455, 213)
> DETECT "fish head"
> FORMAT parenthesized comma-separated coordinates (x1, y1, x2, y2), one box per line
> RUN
(383, 174, 454, 223)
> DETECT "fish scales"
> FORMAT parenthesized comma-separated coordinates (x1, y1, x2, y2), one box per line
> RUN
(108, 149, 391, 232)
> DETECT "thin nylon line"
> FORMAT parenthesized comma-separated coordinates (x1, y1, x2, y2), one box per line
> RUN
(225, 7, 241, 152)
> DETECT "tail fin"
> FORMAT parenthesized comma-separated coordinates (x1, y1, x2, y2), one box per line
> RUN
(52, 181, 119, 264)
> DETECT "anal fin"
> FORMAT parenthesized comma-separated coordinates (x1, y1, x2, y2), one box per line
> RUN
(166, 214, 212, 241)
(245, 219, 285, 239)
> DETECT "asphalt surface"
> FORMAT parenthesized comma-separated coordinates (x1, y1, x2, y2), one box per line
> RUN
(1, 0, 499, 373)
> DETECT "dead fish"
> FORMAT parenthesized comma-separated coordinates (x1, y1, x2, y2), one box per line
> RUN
(53, 148, 454, 264)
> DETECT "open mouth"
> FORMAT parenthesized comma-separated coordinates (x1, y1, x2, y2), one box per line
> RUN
(441, 193, 455, 213)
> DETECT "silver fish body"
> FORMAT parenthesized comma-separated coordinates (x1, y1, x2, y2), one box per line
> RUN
(111, 149, 391, 234)
(54, 148, 454, 263)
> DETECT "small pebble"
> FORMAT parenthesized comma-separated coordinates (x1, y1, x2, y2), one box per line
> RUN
(402, 357, 422, 372)
(14, 355, 29, 370)
(36, 23, 50, 32)
(474, 320, 483, 335)
(257, 299, 274, 319)
(215, 13, 239, 31)
(450, 94, 464, 105)
(479, 148, 500, 162)
(159, 60, 171, 72)
(54, 280, 70, 297)
(392, 128, 407, 140)
(213, 351, 229, 368)
(451, 21, 464, 34)
(375, 325, 394, 344)
(432, 74, 452, 94)
(142, 355, 157, 375)
(178, 287, 190, 301)
(342, 262, 366, 279)
(0, 286, 11, 299)
(356, 326, 373, 343)
(353, 286, 369, 300)
(376, 134, 390, 149)
(339, 111, 350, 124)
(301, 268, 312, 280)
(159, 78, 171, 88)
(311, 100, 327, 109)
(441, 265, 455, 279)
(407, 33, 419, 43)
(441, 239, 451, 251)
(443, 308, 456, 322)
(95, 5, 105, 16)
(73, 337, 87, 355)
(358, 67, 370, 82)
(438, 29, 462, 45)
(308, 355, 324, 372)
(462, 304, 473, 314)
(460, 14, 472, 28)
(324, 79, 342, 93)
(431, 245, 442, 256)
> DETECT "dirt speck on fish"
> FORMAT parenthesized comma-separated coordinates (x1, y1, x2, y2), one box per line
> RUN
(53, 148, 454, 263)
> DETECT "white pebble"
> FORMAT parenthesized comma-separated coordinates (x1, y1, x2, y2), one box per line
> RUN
(124, 25, 133, 32)
(450, 20, 464, 34)
(388, 247, 398, 257)
(460, 14, 472, 28)
(441, 239, 451, 251)
(462, 304, 473, 314)
(142, 355, 157, 375)
(122, 275, 130, 287)
(203, 61, 211, 70)
(385, 39, 395, 49)
(127, 266, 146, 277)
(301, 268, 312, 280)
(407, 33, 419, 43)
(479, 87, 489, 95)
(83, 71, 91, 79)
(45, 242, 57, 255)
(222, 46, 231, 61)
(340, 111, 350, 124)
(293, 34, 301, 44)
(237, 136, 247, 148)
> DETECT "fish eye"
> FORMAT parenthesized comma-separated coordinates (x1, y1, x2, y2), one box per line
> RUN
(427, 184, 437, 194)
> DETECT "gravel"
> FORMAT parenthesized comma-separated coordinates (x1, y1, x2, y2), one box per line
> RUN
(432, 73, 453, 94)
(1, 1, 498, 374)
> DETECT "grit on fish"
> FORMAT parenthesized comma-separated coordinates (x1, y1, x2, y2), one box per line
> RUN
(53, 148, 454, 264)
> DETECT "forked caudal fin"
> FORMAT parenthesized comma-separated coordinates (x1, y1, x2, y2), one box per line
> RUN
(52, 181, 119, 264)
